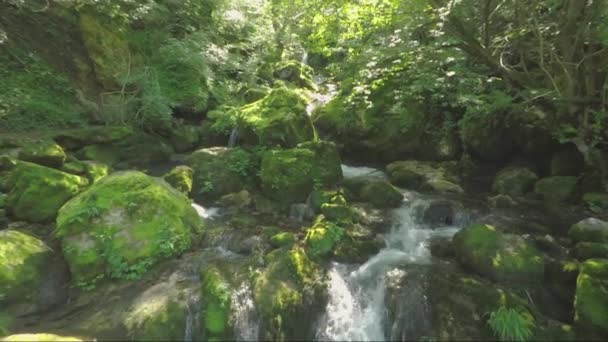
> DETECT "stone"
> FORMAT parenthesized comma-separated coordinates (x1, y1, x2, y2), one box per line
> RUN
(5, 162, 89, 222)
(492, 167, 539, 197)
(55, 171, 201, 284)
(453, 224, 546, 283)
(534, 176, 578, 205)
(163, 165, 193, 194)
(18, 141, 66, 168)
(573, 259, 608, 336)
(569, 218, 608, 243)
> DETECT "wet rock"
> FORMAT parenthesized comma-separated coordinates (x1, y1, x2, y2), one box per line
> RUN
(492, 167, 538, 197)
(163, 165, 193, 195)
(5, 161, 88, 222)
(200, 267, 233, 340)
(55, 171, 201, 285)
(429, 236, 454, 258)
(414, 199, 463, 228)
(188, 147, 255, 204)
(0, 230, 69, 317)
(453, 224, 546, 283)
(342, 178, 403, 208)
(569, 218, 608, 243)
(574, 258, 608, 337)
(253, 246, 326, 341)
(385, 160, 459, 192)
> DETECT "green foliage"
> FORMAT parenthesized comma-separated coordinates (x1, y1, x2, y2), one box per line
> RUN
(487, 306, 535, 342)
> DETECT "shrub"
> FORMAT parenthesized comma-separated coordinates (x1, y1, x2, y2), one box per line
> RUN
(487, 306, 535, 342)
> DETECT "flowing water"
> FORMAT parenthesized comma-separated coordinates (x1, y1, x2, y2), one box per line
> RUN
(315, 165, 467, 341)
(228, 127, 240, 147)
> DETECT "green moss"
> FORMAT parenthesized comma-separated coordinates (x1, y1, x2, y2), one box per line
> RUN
(79, 145, 122, 165)
(359, 181, 404, 208)
(0, 230, 52, 304)
(163, 165, 193, 194)
(79, 12, 130, 88)
(583, 193, 608, 214)
(305, 216, 345, 258)
(187, 147, 256, 203)
(18, 141, 66, 168)
(453, 224, 545, 282)
(320, 203, 354, 223)
(54, 126, 135, 150)
(260, 143, 342, 205)
(0, 312, 12, 336)
(574, 243, 608, 260)
(5, 161, 89, 222)
(124, 298, 187, 341)
(201, 267, 232, 339)
(534, 176, 578, 205)
(273, 60, 316, 90)
(492, 168, 539, 197)
(55, 171, 200, 285)
(238, 87, 315, 148)
(574, 259, 608, 335)
(270, 232, 297, 248)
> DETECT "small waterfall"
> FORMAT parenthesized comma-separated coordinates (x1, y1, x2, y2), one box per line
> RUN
(191, 202, 220, 219)
(316, 192, 465, 341)
(340, 164, 386, 180)
(301, 51, 309, 66)
(183, 292, 201, 342)
(228, 127, 240, 147)
(231, 282, 260, 341)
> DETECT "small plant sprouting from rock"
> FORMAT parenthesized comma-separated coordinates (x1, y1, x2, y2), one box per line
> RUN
(487, 306, 535, 342)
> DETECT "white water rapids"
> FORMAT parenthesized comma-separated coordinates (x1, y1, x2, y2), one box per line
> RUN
(315, 165, 465, 341)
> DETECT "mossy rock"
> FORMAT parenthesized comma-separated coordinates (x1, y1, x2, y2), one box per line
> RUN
(1, 334, 84, 341)
(167, 124, 201, 153)
(0, 230, 52, 308)
(583, 193, 608, 214)
(243, 86, 270, 103)
(238, 87, 315, 148)
(320, 203, 355, 223)
(200, 267, 233, 340)
(252, 245, 325, 341)
(270, 232, 297, 248)
(62, 160, 109, 183)
(307, 189, 346, 213)
(534, 176, 578, 205)
(18, 141, 66, 168)
(574, 258, 608, 337)
(574, 242, 608, 260)
(260, 142, 342, 205)
(187, 147, 255, 204)
(569, 218, 608, 243)
(163, 165, 193, 195)
(305, 216, 345, 258)
(78, 144, 122, 165)
(55, 171, 201, 285)
(492, 167, 539, 197)
(333, 229, 384, 264)
(453, 224, 546, 283)
(359, 181, 404, 208)
(6, 161, 89, 222)
(54, 126, 135, 150)
(273, 60, 316, 90)
(385, 160, 461, 194)
(0, 312, 12, 337)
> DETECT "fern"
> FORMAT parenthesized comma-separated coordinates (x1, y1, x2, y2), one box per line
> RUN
(487, 306, 535, 342)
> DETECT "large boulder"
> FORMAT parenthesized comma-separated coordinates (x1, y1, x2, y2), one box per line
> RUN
(492, 167, 539, 197)
(569, 218, 608, 243)
(453, 224, 545, 282)
(5, 162, 88, 222)
(187, 147, 255, 203)
(0, 230, 68, 316)
(238, 87, 315, 148)
(582, 193, 608, 214)
(342, 178, 404, 208)
(574, 259, 608, 337)
(17, 140, 66, 168)
(260, 141, 342, 205)
(55, 171, 201, 285)
(534, 176, 578, 205)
